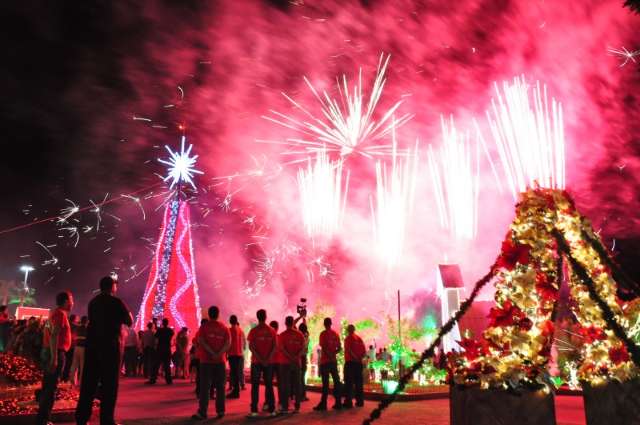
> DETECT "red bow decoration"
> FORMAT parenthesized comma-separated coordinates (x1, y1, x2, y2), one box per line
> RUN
(457, 338, 489, 361)
(488, 300, 530, 330)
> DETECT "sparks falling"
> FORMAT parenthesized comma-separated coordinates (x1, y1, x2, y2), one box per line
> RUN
(263, 54, 412, 159)
(428, 116, 479, 241)
(297, 148, 349, 241)
(486, 76, 565, 199)
(370, 127, 419, 270)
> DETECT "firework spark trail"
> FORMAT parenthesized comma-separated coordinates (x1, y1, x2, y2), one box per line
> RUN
(427, 116, 479, 240)
(120, 194, 146, 220)
(296, 148, 350, 241)
(36, 241, 59, 266)
(607, 46, 640, 67)
(370, 124, 419, 270)
(262, 53, 412, 159)
(57, 199, 80, 224)
(486, 76, 565, 199)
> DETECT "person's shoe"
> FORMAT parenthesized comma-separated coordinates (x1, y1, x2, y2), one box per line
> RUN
(215, 413, 224, 419)
(191, 412, 207, 420)
(226, 392, 240, 399)
(277, 409, 289, 415)
(343, 402, 353, 409)
(332, 403, 342, 410)
(144, 380, 156, 385)
(269, 411, 278, 417)
(261, 403, 269, 412)
(355, 400, 364, 407)
(246, 412, 259, 418)
(293, 404, 301, 413)
(313, 403, 327, 411)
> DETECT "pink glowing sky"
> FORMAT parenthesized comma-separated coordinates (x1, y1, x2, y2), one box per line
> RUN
(2, 1, 640, 330)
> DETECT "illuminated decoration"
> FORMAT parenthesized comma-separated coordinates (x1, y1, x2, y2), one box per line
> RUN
(428, 116, 479, 240)
(158, 136, 203, 190)
(135, 137, 202, 332)
(486, 76, 565, 200)
(370, 128, 418, 269)
(448, 188, 638, 390)
(297, 148, 349, 241)
(263, 53, 412, 159)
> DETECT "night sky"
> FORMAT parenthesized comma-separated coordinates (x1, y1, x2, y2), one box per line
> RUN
(0, 1, 639, 320)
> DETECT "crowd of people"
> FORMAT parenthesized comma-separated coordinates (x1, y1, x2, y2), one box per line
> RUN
(0, 275, 373, 424)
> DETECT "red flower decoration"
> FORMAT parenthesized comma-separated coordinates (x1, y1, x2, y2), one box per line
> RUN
(580, 325, 606, 344)
(497, 238, 531, 270)
(457, 338, 489, 361)
(535, 272, 558, 302)
(488, 300, 531, 330)
(609, 344, 630, 365)
(539, 320, 555, 337)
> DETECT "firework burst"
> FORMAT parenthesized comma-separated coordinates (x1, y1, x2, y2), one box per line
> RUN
(297, 148, 350, 242)
(262, 54, 412, 159)
(428, 116, 479, 240)
(370, 125, 419, 270)
(486, 76, 565, 199)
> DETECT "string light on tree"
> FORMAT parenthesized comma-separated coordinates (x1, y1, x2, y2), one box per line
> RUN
(136, 136, 203, 331)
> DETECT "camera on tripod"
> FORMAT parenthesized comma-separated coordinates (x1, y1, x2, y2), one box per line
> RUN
(296, 298, 307, 317)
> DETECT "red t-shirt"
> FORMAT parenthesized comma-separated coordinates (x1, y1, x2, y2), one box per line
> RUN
(278, 328, 305, 365)
(197, 320, 230, 364)
(228, 325, 245, 357)
(319, 329, 341, 364)
(344, 333, 366, 362)
(43, 308, 72, 352)
(247, 323, 276, 364)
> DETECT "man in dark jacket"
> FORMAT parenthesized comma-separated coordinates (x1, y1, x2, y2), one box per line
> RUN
(75, 275, 133, 425)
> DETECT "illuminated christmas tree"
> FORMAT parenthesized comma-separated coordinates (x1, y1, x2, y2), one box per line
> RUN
(136, 136, 203, 332)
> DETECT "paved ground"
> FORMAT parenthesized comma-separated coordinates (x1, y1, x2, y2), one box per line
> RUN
(58, 377, 586, 425)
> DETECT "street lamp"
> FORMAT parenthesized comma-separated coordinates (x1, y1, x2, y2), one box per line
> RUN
(20, 265, 34, 289)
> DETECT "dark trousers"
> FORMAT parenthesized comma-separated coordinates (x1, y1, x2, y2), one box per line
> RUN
(142, 346, 154, 378)
(124, 346, 138, 377)
(300, 357, 307, 398)
(320, 362, 342, 405)
(75, 345, 121, 425)
(36, 349, 66, 425)
(62, 346, 74, 381)
(250, 363, 274, 413)
(151, 350, 172, 383)
(228, 355, 242, 395)
(198, 362, 226, 416)
(343, 361, 364, 405)
(278, 363, 301, 411)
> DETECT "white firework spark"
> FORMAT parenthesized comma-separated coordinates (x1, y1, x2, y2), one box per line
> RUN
(428, 116, 480, 240)
(297, 148, 349, 241)
(370, 124, 419, 269)
(607, 46, 640, 67)
(57, 199, 79, 224)
(159, 136, 204, 190)
(486, 75, 565, 199)
(263, 54, 412, 159)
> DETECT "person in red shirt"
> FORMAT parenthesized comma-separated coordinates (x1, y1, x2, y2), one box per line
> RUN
(343, 324, 366, 408)
(277, 316, 305, 413)
(246, 309, 277, 417)
(192, 306, 230, 421)
(313, 317, 343, 411)
(226, 314, 245, 399)
(36, 291, 74, 425)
